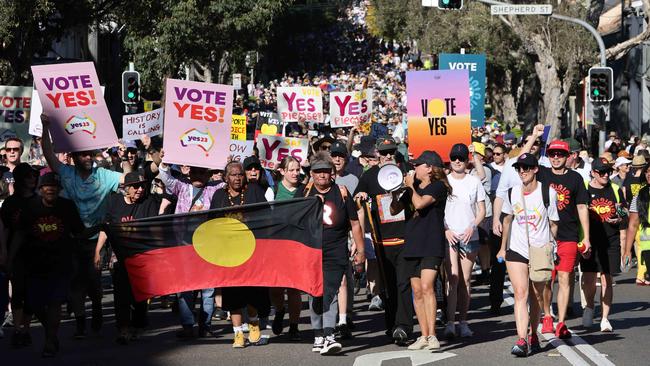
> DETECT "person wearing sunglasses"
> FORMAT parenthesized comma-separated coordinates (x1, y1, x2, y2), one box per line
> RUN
(94, 172, 160, 345)
(497, 153, 559, 357)
(581, 158, 626, 333)
(443, 143, 486, 340)
(2, 137, 25, 195)
(530, 140, 591, 339)
(354, 136, 414, 346)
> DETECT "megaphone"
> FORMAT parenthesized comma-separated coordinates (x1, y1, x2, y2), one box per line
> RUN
(377, 164, 404, 192)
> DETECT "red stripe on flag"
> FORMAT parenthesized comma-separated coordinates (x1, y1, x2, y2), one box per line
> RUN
(124, 239, 323, 301)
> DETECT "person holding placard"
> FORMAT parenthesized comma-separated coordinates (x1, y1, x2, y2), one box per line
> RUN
(40, 113, 133, 339)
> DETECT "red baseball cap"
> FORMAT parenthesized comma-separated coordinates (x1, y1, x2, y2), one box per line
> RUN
(547, 140, 569, 153)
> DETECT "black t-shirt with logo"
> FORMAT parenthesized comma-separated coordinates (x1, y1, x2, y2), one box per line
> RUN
(537, 166, 589, 242)
(587, 183, 626, 248)
(623, 174, 643, 200)
(104, 193, 160, 224)
(18, 197, 85, 275)
(307, 184, 358, 266)
(355, 165, 406, 241)
(403, 181, 447, 258)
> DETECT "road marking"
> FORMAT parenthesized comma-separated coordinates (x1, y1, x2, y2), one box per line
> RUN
(352, 350, 456, 366)
(502, 283, 616, 366)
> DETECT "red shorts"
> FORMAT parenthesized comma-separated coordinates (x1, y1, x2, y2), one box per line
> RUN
(554, 241, 578, 273)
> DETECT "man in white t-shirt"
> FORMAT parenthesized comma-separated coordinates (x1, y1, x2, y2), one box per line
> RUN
(498, 152, 559, 357)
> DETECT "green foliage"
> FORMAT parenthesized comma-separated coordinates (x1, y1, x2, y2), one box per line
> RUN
(0, 0, 120, 85)
(118, 0, 295, 99)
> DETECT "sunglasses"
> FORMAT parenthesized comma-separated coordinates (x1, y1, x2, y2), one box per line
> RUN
(450, 156, 467, 163)
(517, 165, 535, 172)
(548, 151, 568, 158)
(319, 144, 331, 151)
(594, 170, 611, 176)
(379, 149, 397, 156)
(493, 152, 504, 156)
(128, 183, 146, 189)
(5, 147, 20, 152)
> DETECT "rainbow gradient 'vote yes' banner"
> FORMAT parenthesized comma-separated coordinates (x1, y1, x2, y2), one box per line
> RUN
(406, 70, 471, 162)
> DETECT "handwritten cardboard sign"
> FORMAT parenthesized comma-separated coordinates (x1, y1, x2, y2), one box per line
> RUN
(277, 87, 323, 123)
(257, 135, 309, 170)
(329, 89, 372, 128)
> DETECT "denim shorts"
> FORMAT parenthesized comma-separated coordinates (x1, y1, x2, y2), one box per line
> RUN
(448, 240, 481, 254)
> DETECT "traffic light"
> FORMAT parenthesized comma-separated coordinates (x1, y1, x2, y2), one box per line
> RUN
(438, 0, 463, 9)
(122, 71, 140, 104)
(588, 67, 613, 102)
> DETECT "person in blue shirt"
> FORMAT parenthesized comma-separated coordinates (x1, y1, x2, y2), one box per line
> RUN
(40, 113, 133, 338)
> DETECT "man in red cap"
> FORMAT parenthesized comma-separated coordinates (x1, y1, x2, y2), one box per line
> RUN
(534, 139, 591, 339)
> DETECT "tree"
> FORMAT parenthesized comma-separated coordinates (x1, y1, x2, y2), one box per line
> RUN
(115, 0, 294, 99)
(0, 0, 122, 85)
(370, 0, 650, 138)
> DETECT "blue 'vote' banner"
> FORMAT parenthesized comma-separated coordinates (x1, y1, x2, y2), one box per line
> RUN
(439, 53, 486, 128)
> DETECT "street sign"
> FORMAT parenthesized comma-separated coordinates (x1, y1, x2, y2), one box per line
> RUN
(490, 4, 552, 15)
(232, 73, 242, 90)
(422, 0, 439, 7)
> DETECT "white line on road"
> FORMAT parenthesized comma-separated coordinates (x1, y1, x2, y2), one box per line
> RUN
(502, 282, 616, 366)
(352, 350, 457, 366)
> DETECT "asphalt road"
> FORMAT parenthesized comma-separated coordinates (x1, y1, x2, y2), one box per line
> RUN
(1, 269, 648, 366)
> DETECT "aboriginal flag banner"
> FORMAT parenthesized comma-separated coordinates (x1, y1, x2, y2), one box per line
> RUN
(107, 197, 323, 302)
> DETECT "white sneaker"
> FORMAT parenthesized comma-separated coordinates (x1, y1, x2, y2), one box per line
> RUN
(242, 323, 249, 333)
(600, 318, 613, 332)
(582, 306, 594, 328)
(444, 323, 456, 339)
(320, 335, 342, 355)
(427, 335, 441, 350)
(407, 336, 429, 350)
(458, 322, 474, 338)
(312, 336, 324, 352)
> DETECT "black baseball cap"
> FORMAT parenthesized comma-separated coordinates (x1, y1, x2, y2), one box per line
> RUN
(376, 137, 397, 151)
(591, 157, 613, 173)
(449, 143, 470, 161)
(243, 155, 262, 170)
(512, 153, 539, 169)
(12, 162, 39, 182)
(330, 141, 348, 156)
(411, 150, 443, 168)
(38, 172, 61, 188)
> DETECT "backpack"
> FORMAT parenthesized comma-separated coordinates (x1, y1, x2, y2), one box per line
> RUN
(486, 163, 501, 197)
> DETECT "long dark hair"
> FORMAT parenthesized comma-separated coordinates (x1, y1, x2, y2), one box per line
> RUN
(638, 186, 650, 229)
(431, 166, 452, 196)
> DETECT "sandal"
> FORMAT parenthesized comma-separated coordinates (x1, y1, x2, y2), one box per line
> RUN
(635, 278, 650, 286)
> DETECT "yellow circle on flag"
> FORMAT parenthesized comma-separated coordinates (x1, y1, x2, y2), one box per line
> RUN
(428, 99, 445, 117)
(192, 217, 256, 267)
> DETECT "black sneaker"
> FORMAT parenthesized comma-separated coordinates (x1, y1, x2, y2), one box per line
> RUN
(41, 341, 57, 358)
(288, 324, 301, 342)
(511, 338, 529, 357)
(392, 327, 408, 346)
(11, 330, 27, 348)
(91, 316, 102, 333)
(176, 326, 194, 340)
(319, 335, 342, 355)
(335, 323, 352, 340)
(198, 326, 211, 338)
(116, 334, 129, 345)
(212, 308, 227, 321)
(272, 308, 285, 335)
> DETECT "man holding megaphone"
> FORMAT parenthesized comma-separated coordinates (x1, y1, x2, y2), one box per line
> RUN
(354, 137, 414, 345)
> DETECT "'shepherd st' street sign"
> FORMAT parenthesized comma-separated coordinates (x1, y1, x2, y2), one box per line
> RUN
(490, 4, 552, 15)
